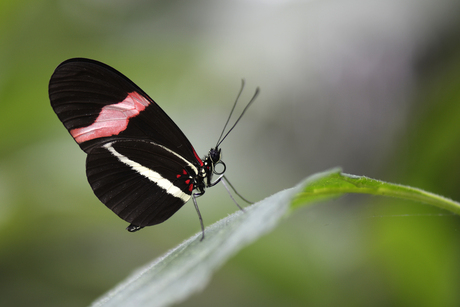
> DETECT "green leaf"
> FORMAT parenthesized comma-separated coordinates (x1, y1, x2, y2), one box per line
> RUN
(90, 178, 305, 307)
(292, 169, 460, 215)
(90, 168, 460, 307)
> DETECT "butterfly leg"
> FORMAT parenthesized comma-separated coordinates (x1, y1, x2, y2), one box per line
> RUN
(220, 176, 245, 212)
(222, 175, 253, 204)
(192, 193, 206, 241)
(208, 174, 224, 187)
(209, 175, 247, 212)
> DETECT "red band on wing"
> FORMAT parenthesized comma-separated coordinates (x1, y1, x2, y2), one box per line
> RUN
(70, 92, 150, 144)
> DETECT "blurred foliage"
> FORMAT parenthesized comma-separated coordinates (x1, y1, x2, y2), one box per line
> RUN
(365, 37, 460, 307)
(1, 0, 460, 307)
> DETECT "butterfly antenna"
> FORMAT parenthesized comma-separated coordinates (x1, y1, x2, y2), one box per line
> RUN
(216, 80, 246, 147)
(216, 85, 260, 148)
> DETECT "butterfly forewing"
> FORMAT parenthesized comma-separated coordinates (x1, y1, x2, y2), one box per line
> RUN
(49, 58, 201, 165)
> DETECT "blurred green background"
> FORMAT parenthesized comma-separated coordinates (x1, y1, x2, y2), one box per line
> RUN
(1, 0, 460, 306)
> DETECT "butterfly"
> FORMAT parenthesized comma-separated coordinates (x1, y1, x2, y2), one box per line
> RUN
(49, 58, 258, 239)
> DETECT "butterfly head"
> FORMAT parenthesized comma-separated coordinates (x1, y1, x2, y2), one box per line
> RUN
(202, 147, 224, 177)
(209, 147, 222, 164)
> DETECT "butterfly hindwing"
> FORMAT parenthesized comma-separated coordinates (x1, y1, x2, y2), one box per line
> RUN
(86, 140, 197, 227)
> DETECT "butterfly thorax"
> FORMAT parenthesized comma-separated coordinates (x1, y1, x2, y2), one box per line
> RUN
(194, 147, 224, 194)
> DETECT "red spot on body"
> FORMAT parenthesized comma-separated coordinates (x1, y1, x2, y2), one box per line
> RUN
(70, 92, 150, 143)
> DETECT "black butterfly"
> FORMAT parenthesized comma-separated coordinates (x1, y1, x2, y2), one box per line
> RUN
(49, 58, 258, 239)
